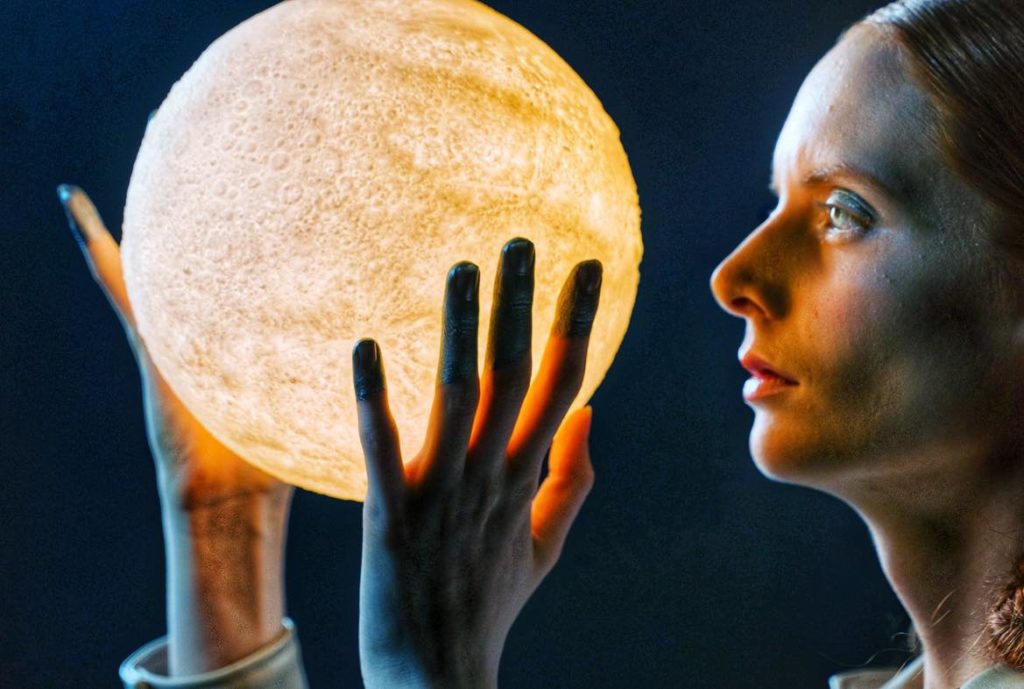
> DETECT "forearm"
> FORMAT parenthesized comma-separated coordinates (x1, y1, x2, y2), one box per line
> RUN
(161, 489, 292, 675)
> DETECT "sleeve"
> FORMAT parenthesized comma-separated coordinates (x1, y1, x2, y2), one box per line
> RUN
(119, 617, 309, 689)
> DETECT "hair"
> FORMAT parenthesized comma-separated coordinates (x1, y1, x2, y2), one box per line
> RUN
(989, 559, 1024, 669)
(866, 0, 1024, 253)
(860, 0, 1024, 668)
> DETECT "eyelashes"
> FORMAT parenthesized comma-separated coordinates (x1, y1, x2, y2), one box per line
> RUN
(830, 188, 876, 221)
(755, 189, 877, 243)
(823, 189, 876, 240)
(827, 203, 870, 232)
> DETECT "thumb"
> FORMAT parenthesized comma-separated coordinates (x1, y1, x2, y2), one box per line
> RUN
(58, 184, 147, 358)
(58, 185, 138, 332)
(530, 405, 595, 580)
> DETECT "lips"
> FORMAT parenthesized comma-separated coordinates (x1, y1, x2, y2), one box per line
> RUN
(739, 352, 798, 385)
(739, 352, 798, 403)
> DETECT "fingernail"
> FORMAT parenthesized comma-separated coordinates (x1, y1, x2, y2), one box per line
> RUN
(355, 338, 378, 368)
(56, 184, 76, 205)
(453, 262, 479, 301)
(554, 261, 602, 338)
(56, 184, 86, 247)
(576, 260, 602, 295)
(353, 339, 384, 400)
(504, 238, 534, 276)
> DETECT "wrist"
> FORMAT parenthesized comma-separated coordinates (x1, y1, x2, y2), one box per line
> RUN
(364, 670, 498, 689)
(162, 489, 293, 675)
(163, 484, 292, 540)
(362, 650, 499, 689)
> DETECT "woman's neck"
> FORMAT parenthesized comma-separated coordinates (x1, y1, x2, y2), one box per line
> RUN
(834, 443, 1024, 689)
(868, 509, 1011, 688)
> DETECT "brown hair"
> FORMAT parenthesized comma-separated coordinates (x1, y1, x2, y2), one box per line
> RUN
(989, 559, 1024, 669)
(867, 0, 1024, 252)
(863, 0, 1024, 667)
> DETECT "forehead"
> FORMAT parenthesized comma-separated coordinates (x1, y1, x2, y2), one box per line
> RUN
(772, 25, 940, 202)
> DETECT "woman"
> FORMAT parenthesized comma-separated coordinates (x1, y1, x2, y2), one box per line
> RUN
(59, 0, 1024, 687)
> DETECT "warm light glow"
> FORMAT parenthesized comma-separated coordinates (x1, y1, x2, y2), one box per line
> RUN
(121, 0, 642, 501)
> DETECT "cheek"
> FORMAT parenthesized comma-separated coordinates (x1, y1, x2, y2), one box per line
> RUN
(746, 267, 890, 479)
(751, 252, 1010, 482)
(750, 281, 894, 479)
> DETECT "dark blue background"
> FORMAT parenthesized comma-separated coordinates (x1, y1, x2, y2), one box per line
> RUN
(2, 1, 912, 686)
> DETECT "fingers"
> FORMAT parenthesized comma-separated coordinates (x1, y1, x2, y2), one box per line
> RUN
(465, 238, 535, 480)
(506, 259, 602, 485)
(414, 262, 481, 490)
(531, 406, 594, 579)
(57, 184, 138, 334)
(353, 339, 405, 519)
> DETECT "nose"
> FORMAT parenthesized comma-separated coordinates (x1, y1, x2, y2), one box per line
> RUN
(709, 221, 788, 321)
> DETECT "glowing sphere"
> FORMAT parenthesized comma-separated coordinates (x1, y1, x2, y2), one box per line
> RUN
(121, 0, 642, 501)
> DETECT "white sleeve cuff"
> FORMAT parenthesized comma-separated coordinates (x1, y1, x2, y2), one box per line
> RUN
(119, 617, 308, 689)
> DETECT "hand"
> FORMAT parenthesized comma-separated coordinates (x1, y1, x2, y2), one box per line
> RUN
(58, 164, 292, 673)
(57, 183, 287, 511)
(353, 238, 601, 689)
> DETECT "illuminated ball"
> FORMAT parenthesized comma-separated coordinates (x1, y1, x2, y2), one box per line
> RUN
(121, 0, 642, 501)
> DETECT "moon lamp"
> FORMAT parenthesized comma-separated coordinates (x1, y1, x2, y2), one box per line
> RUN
(120, 0, 643, 501)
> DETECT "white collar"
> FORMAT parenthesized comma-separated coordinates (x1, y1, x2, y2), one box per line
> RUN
(829, 656, 1024, 689)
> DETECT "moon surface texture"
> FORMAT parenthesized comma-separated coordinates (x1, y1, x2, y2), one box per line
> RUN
(122, 0, 643, 501)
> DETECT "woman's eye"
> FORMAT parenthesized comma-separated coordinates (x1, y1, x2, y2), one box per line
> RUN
(823, 191, 874, 241)
(827, 204, 867, 232)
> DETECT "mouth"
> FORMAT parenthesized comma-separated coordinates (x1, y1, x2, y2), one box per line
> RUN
(739, 351, 798, 402)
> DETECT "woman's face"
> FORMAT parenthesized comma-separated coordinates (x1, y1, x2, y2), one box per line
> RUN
(710, 24, 1024, 497)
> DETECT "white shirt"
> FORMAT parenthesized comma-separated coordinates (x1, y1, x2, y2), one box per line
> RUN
(830, 656, 1024, 689)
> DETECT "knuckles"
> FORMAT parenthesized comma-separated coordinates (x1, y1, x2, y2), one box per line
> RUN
(363, 499, 405, 551)
(444, 310, 480, 336)
(499, 296, 533, 320)
(440, 382, 480, 416)
(358, 426, 396, 459)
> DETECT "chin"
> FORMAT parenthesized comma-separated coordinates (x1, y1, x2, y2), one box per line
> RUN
(747, 412, 844, 487)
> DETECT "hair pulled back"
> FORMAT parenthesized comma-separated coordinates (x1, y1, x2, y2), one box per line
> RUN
(864, 0, 1024, 667)
(867, 0, 1024, 251)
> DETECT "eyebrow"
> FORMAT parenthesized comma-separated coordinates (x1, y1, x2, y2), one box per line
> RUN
(769, 162, 903, 201)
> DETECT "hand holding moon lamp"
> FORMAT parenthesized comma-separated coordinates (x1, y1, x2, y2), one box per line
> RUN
(121, 0, 643, 500)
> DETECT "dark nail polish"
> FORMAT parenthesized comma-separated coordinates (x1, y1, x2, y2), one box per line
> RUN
(353, 339, 384, 400)
(355, 339, 378, 368)
(553, 261, 603, 338)
(454, 263, 479, 301)
(577, 260, 603, 295)
(504, 238, 534, 276)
